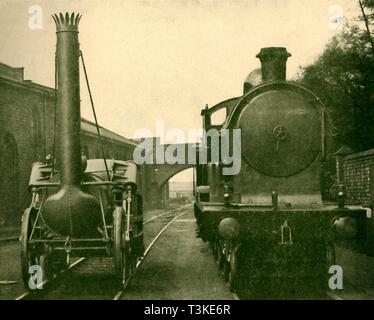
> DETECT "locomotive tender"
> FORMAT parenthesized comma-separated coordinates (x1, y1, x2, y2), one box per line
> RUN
(20, 12, 144, 288)
(194, 47, 370, 297)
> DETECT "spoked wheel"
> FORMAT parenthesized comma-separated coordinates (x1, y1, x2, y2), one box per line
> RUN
(113, 206, 132, 286)
(20, 208, 49, 289)
(122, 244, 133, 285)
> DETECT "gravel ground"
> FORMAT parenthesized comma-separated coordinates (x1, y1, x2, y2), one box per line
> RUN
(120, 209, 234, 300)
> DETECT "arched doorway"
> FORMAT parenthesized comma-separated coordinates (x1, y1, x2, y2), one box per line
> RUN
(0, 133, 19, 227)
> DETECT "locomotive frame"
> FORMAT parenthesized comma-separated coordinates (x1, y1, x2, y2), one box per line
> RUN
(20, 160, 144, 288)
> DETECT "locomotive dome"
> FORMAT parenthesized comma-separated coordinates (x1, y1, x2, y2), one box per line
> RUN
(243, 68, 262, 94)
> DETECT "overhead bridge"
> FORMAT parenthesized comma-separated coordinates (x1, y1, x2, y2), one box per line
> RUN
(135, 139, 197, 209)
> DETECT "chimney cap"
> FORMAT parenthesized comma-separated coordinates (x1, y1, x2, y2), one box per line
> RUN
(52, 12, 81, 32)
(256, 47, 291, 60)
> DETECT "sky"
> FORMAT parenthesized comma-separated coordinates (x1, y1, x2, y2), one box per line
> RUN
(169, 167, 193, 184)
(0, 0, 362, 148)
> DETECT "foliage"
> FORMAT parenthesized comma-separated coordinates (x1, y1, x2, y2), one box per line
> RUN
(297, 1, 374, 151)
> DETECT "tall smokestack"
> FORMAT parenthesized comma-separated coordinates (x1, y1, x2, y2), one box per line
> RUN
(256, 47, 291, 82)
(54, 12, 82, 186)
(43, 13, 101, 237)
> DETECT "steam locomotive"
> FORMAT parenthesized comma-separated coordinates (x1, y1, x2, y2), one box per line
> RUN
(20, 13, 144, 288)
(194, 47, 370, 297)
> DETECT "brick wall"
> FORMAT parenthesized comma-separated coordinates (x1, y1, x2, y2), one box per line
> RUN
(0, 78, 55, 227)
(340, 149, 374, 205)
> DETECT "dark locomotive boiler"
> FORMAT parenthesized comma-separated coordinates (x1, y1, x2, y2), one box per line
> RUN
(194, 47, 370, 298)
(20, 12, 144, 288)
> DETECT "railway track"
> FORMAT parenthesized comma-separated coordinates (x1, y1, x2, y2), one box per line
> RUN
(14, 205, 191, 300)
(114, 208, 190, 300)
(143, 204, 191, 225)
(326, 292, 344, 300)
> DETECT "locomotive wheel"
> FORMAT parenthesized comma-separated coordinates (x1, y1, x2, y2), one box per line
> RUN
(113, 206, 123, 274)
(20, 208, 49, 289)
(221, 241, 231, 281)
(113, 206, 132, 286)
(229, 244, 242, 292)
(217, 240, 231, 281)
(122, 244, 132, 285)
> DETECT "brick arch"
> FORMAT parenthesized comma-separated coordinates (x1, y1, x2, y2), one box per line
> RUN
(140, 142, 197, 188)
(147, 164, 194, 209)
(156, 164, 195, 189)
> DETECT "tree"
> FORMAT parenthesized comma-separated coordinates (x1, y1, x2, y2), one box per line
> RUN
(297, 1, 374, 151)
(359, 0, 374, 55)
